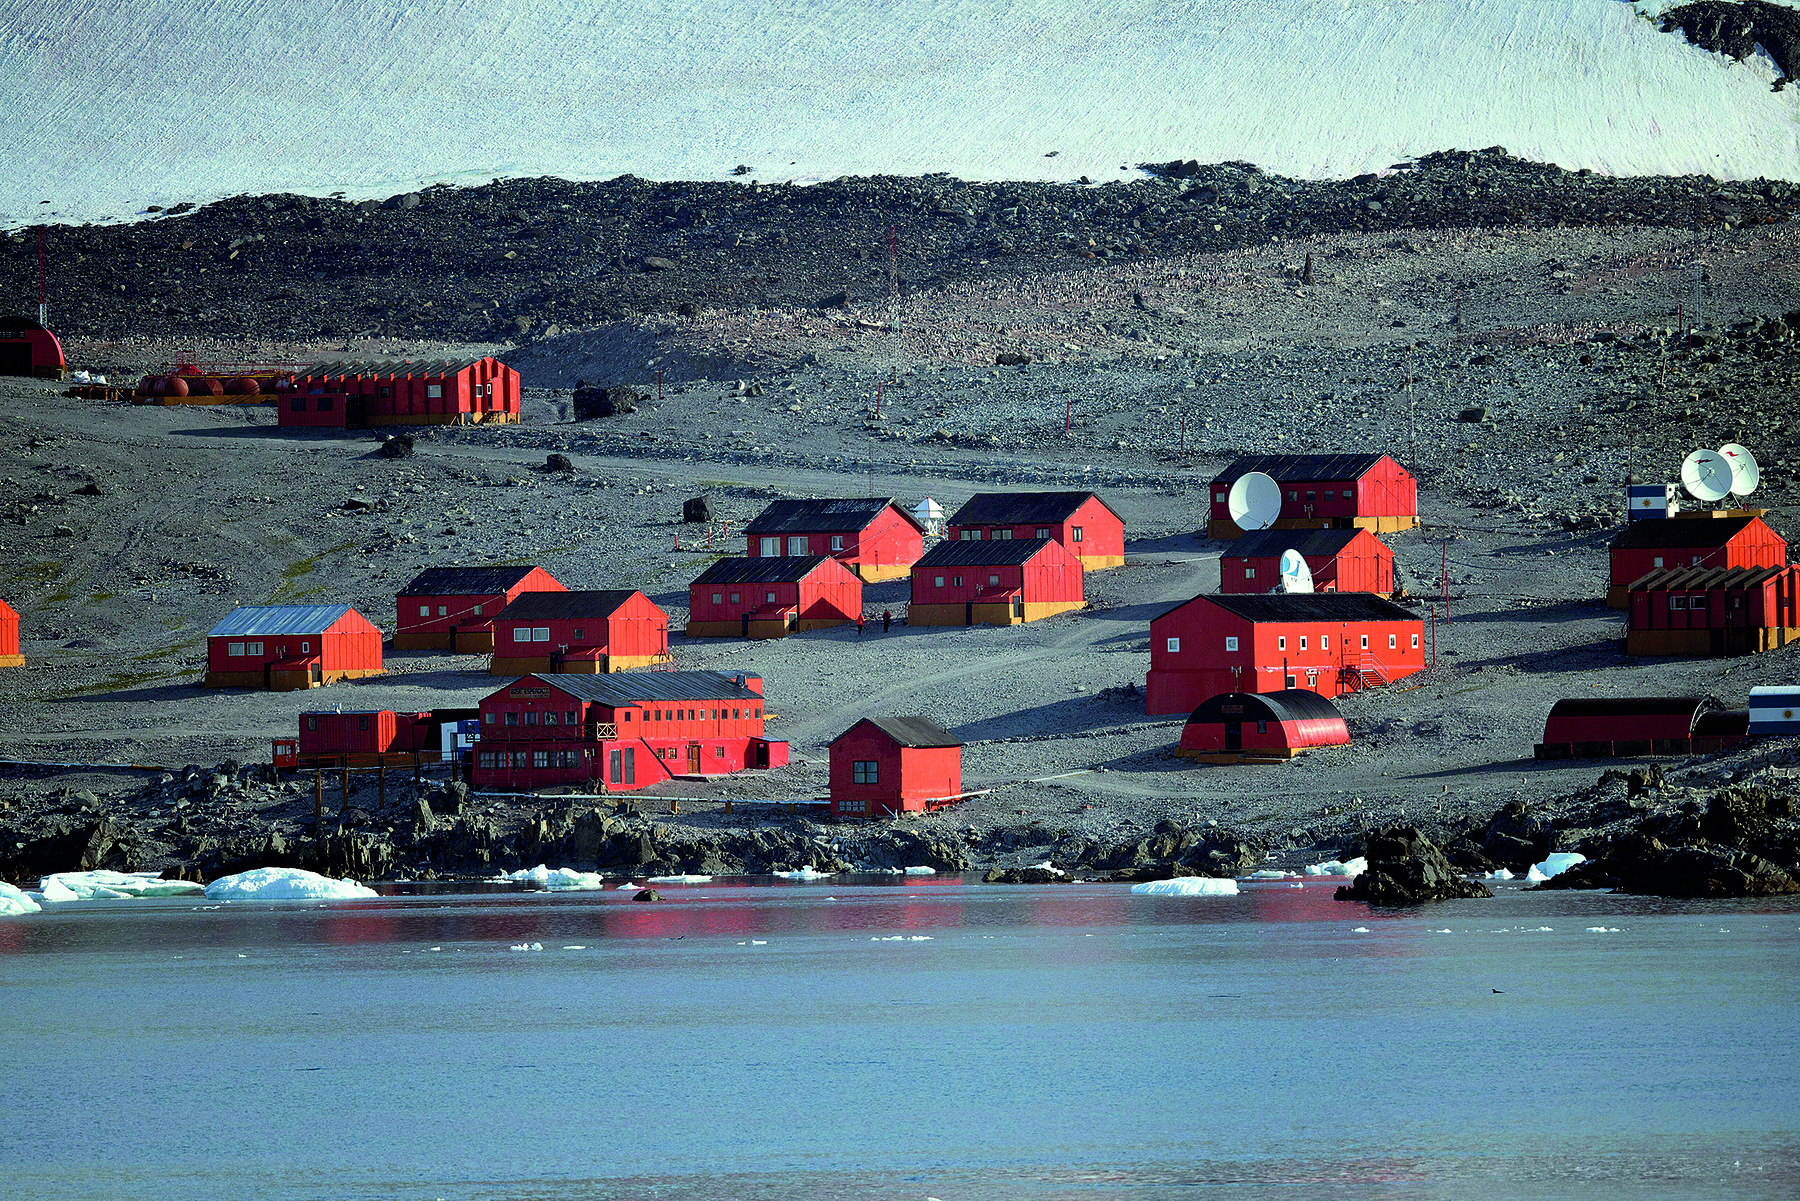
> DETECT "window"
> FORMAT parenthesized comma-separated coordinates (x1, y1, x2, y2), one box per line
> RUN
(247, 642, 262, 656)
(831, 535, 844, 551)
(572, 628, 584, 640)
(1691, 555, 1704, 566)
(853, 760, 879, 784)
(378, 384, 393, 399)
(755, 708, 762, 718)
(560, 750, 578, 767)
(623, 710, 632, 722)
(483, 711, 495, 723)
(533, 628, 550, 642)
(1245, 566, 1256, 578)
(478, 751, 495, 769)
(839, 799, 867, 814)
(1360, 634, 1369, 649)
(759, 536, 780, 556)
(610, 747, 636, 784)
(1214, 491, 1227, 502)
(988, 574, 1000, 586)
(532, 750, 549, 768)
(513, 627, 531, 643)
(504, 711, 519, 726)
(318, 397, 333, 411)
(1036, 527, 1051, 539)
(544, 711, 558, 726)
(961, 528, 979, 540)
(1072, 526, 1083, 542)
(1166, 637, 1180, 653)
(291, 397, 306, 411)
(1225, 636, 1239, 652)
(732, 709, 740, 719)
(1322, 635, 1329, 650)
(935, 575, 945, 588)
(228, 641, 245, 656)
(306, 716, 317, 730)
(952, 575, 962, 587)
(787, 536, 807, 555)
(1278, 636, 1287, 650)
(567, 711, 578, 724)
(1411, 634, 1419, 648)
(1670, 596, 1687, 610)
(1306, 490, 1316, 502)
(996, 529, 1012, 540)
(1389, 634, 1398, 649)
(715, 745, 725, 759)
(427, 384, 443, 398)
(712, 592, 723, 605)
(766, 591, 777, 604)
(358, 715, 369, 731)
(1287, 490, 1298, 501)
(1299, 636, 1308, 650)
(1343, 489, 1352, 499)
(418, 604, 430, 617)
(436, 605, 448, 617)
(473, 604, 483, 616)
(1256, 721, 1267, 735)
(512, 750, 529, 768)
(524, 711, 539, 726)
(1652, 556, 1664, 568)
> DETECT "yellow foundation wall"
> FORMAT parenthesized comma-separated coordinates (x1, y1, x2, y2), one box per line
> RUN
(853, 562, 913, 583)
(907, 599, 1083, 627)
(686, 621, 741, 638)
(1605, 587, 1629, 610)
(203, 667, 382, 691)
(905, 604, 968, 627)
(1077, 554, 1125, 570)
(0, 653, 23, 668)
(395, 630, 498, 652)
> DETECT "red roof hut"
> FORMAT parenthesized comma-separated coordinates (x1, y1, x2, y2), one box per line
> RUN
(1606, 516, 1786, 608)
(944, 491, 1126, 570)
(0, 316, 65, 380)
(473, 671, 784, 793)
(687, 556, 861, 638)
(276, 357, 520, 429)
(744, 498, 925, 582)
(908, 538, 1084, 626)
(204, 604, 384, 690)
(395, 565, 566, 651)
(489, 590, 668, 675)
(1625, 564, 1800, 657)
(1533, 696, 1748, 759)
(828, 716, 963, 818)
(0, 597, 21, 668)
(1146, 592, 1425, 714)
(1174, 690, 1350, 761)
(1207, 453, 1417, 539)
(1220, 528, 1395, 595)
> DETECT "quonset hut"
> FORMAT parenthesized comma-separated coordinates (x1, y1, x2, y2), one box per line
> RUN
(0, 316, 65, 379)
(687, 556, 861, 638)
(1206, 453, 1417, 539)
(203, 604, 384, 690)
(394, 565, 566, 651)
(1534, 697, 1747, 759)
(1174, 690, 1350, 761)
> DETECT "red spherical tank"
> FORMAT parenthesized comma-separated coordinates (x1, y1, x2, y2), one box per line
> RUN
(225, 376, 261, 396)
(135, 375, 158, 396)
(271, 375, 295, 393)
(156, 375, 189, 398)
(186, 376, 224, 396)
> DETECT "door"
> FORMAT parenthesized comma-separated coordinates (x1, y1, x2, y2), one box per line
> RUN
(742, 613, 751, 638)
(311, 663, 322, 684)
(753, 741, 768, 768)
(345, 396, 365, 427)
(1012, 597, 1024, 620)
(1225, 721, 1242, 751)
(687, 743, 702, 773)
(965, 601, 974, 626)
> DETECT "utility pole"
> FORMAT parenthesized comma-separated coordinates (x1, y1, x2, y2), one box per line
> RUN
(37, 226, 47, 327)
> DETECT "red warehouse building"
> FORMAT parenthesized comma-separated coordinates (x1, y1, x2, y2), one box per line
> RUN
(1, 315, 65, 379)
(203, 604, 384, 691)
(828, 716, 963, 818)
(1220, 527, 1395, 595)
(297, 710, 425, 755)
(1625, 564, 1800, 657)
(277, 357, 520, 429)
(945, 491, 1126, 570)
(744, 498, 926, 583)
(1606, 516, 1786, 608)
(1534, 696, 1748, 760)
(1207, 453, 1418, 539)
(1146, 592, 1426, 714)
(395, 565, 566, 651)
(490, 590, 669, 675)
(908, 538, 1085, 626)
(1174, 690, 1351, 760)
(687, 556, 861, 638)
(473, 671, 787, 793)
(0, 597, 21, 668)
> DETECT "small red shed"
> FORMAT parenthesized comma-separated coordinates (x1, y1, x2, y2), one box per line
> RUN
(1606, 515, 1787, 608)
(944, 491, 1126, 570)
(828, 716, 964, 818)
(276, 356, 520, 429)
(744, 498, 926, 582)
(299, 710, 410, 755)
(1146, 592, 1426, 714)
(1220, 527, 1395, 595)
(0, 597, 22, 668)
(1174, 690, 1350, 760)
(908, 538, 1085, 626)
(1206, 453, 1417, 539)
(1625, 564, 1800, 657)
(203, 604, 384, 690)
(1530, 696, 1747, 759)
(0, 316, 65, 379)
(394, 565, 566, 651)
(489, 590, 669, 675)
(687, 555, 862, 638)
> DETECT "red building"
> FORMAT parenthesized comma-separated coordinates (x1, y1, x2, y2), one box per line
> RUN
(744, 498, 925, 582)
(489, 590, 668, 675)
(298, 710, 421, 755)
(1220, 527, 1395, 595)
(0, 597, 21, 668)
(394, 565, 566, 651)
(203, 604, 384, 690)
(945, 491, 1126, 570)
(908, 538, 1085, 626)
(1532, 696, 1749, 759)
(0, 316, 65, 379)
(1174, 690, 1350, 760)
(1606, 516, 1786, 608)
(1625, 564, 1800, 657)
(473, 671, 786, 793)
(1206, 453, 1417, 539)
(1146, 592, 1425, 714)
(276, 357, 520, 428)
(828, 717, 963, 818)
(687, 556, 861, 638)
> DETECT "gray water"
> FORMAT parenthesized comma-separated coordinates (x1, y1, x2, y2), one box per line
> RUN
(2, 877, 1797, 1200)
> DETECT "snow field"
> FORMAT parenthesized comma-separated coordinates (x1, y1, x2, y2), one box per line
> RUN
(203, 867, 378, 900)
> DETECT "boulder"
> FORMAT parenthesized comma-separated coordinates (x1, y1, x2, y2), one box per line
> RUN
(1633, 846, 1800, 898)
(573, 384, 641, 420)
(1479, 800, 1555, 871)
(632, 887, 663, 902)
(982, 866, 1069, 884)
(642, 256, 679, 272)
(379, 434, 414, 458)
(995, 351, 1032, 366)
(1334, 826, 1492, 904)
(683, 496, 714, 523)
(543, 453, 574, 473)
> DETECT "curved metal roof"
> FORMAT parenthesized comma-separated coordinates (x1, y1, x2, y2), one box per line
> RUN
(1186, 689, 1345, 726)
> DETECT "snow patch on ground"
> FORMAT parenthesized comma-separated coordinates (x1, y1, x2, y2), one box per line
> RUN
(1130, 876, 1241, 897)
(0, 881, 41, 917)
(1527, 852, 1588, 883)
(37, 871, 204, 900)
(203, 867, 377, 900)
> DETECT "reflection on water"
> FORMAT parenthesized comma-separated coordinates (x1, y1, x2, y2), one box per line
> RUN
(2, 878, 1797, 1201)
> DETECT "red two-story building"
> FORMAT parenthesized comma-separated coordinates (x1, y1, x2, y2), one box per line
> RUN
(394, 565, 566, 651)
(828, 716, 963, 818)
(1220, 527, 1395, 595)
(490, 590, 668, 675)
(687, 556, 862, 638)
(203, 604, 384, 691)
(1207, 453, 1417, 539)
(908, 538, 1085, 626)
(945, 491, 1126, 570)
(744, 498, 926, 582)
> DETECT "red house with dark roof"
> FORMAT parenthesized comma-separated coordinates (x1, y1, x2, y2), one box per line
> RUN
(745, 498, 925, 582)
(1625, 564, 1800, 657)
(490, 590, 668, 675)
(1606, 515, 1786, 608)
(828, 717, 963, 818)
(203, 604, 384, 690)
(0, 598, 21, 668)
(1174, 690, 1351, 760)
(687, 556, 861, 638)
(1220, 528, 1395, 595)
(276, 356, 520, 428)
(1146, 592, 1425, 714)
(945, 491, 1125, 570)
(908, 538, 1084, 626)
(1206, 453, 1417, 539)
(394, 565, 566, 651)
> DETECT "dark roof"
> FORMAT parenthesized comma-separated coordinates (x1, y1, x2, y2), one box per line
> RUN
(1165, 592, 1418, 624)
(946, 491, 1118, 526)
(1222, 528, 1370, 560)
(915, 538, 1062, 568)
(833, 716, 961, 748)
(296, 357, 487, 379)
(208, 604, 358, 637)
(1609, 515, 1767, 550)
(494, 590, 647, 620)
(690, 556, 839, 586)
(1187, 689, 1345, 726)
(744, 497, 923, 535)
(1210, 453, 1391, 485)
(1626, 564, 1790, 592)
(399, 565, 542, 596)
(1545, 697, 1709, 720)
(497, 671, 764, 705)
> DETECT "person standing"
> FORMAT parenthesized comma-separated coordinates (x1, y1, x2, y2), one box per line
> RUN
(856, 613, 866, 637)
(881, 609, 892, 632)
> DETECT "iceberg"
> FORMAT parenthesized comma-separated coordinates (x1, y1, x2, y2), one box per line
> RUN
(507, 865, 607, 891)
(903, 866, 937, 876)
(645, 874, 713, 884)
(203, 867, 377, 900)
(1246, 868, 1296, 880)
(1129, 876, 1240, 897)
(772, 866, 833, 880)
(1483, 868, 1516, 881)
(1526, 852, 1587, 884)
(1303, 857, 1368, 878)
(1, 881, 41, 917)
(37, 870, 203, 900)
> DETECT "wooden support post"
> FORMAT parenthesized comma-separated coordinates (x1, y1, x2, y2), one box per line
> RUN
(378, 767, 386, 816)
(414, 751, 421, 784)
(723, 799, 733, 815)
(314, 767, 323, 829)
(669, 799, 679, 814)
(341, 764, 350, 813)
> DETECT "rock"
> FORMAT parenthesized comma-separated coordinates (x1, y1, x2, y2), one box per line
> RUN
(1334, 827, 1492, 904)
(682, 496, 713, 523)
(817, 290, 850, 308)
(543, 453, 574, 473)
(573, 384, 641, 419)
(982, 866, 1069, 884)
(1480, 800, 1555, 871)
(1635, 846, 1800, 898)
(412, 796, 435, 832)
(632, 887, 662, 902)
(379, 434, 414, 458)
(344, 496, 376, 512)
(642, 256, 679, 272)
(440, 779, 468, 815)
(1457, 405, 1488, 423)
(995, 351, 1032, 366)
(72, 482, 103, 496)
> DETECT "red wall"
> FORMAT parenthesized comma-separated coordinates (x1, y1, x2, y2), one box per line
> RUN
(207, 609, 384, 674)
(945, 496, 1125, 561)
(1178, 716, 1348, 753)
(278, 358, 520, 427)
(688, 560, 861, 624)
(1222, 531, 1394, 594)
(397, 568, 565, 640)
(1610, 520, 1787, 588)
(909, 541, 1084, 605)
(1543, 709, 1697, 743)
(829, 724, 962, 816)
(299, 711, 399, 754)
(0, 599, 17, 657)
(1628, 569, 1797, 632)
(497, 592, 668, 660)
(1208, 456, 1416, 525)
(746, 505, 924, 570)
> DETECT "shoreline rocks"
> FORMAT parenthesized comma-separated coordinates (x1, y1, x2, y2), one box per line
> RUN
(1334, 826, 1494, 905)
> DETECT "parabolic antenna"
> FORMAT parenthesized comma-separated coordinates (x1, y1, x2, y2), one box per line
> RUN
(1718, 443, 1760, 498)
(1680, 448, 1733, 504)
(1277, 549, 1314, 594)
(1227, 471, 1281, 531)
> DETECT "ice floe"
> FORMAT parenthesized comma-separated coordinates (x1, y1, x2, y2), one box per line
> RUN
(903, 866, 937, 876)
(0, 881, 41, 917)
(36, 870, 204, 900)
(1526, 852, 1587, 884)
(508, 942, 544, 951)
(1246, 868, 1297, 880)
(646, 874, 713, 884)
(1585, 927, 1621, 934)
(1482, 868, 1516, 881)
(870, 935, 935, 941)
(203, 867, 377, 900)
(772, 867, 833, 880)
(506, 865, 609, 890)
(1303, 857, 1367, 878)
(1129, 876, 1240, 897)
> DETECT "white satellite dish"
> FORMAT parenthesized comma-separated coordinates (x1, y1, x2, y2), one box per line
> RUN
(1680, 448, 1732, 504)
(1718, 443, 1760, 498)
(1277, 549, 1314, 594)
(1227, 471, 1281, 531)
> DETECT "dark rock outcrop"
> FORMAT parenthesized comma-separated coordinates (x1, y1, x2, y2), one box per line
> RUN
(572, 383, 640, 419)
(1335, 827, 1493, 905)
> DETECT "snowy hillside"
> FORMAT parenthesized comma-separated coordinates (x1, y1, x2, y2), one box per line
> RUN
(3, 0, 1798, 224)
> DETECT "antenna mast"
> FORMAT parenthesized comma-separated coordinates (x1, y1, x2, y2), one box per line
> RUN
(37, 226, 47, 327)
